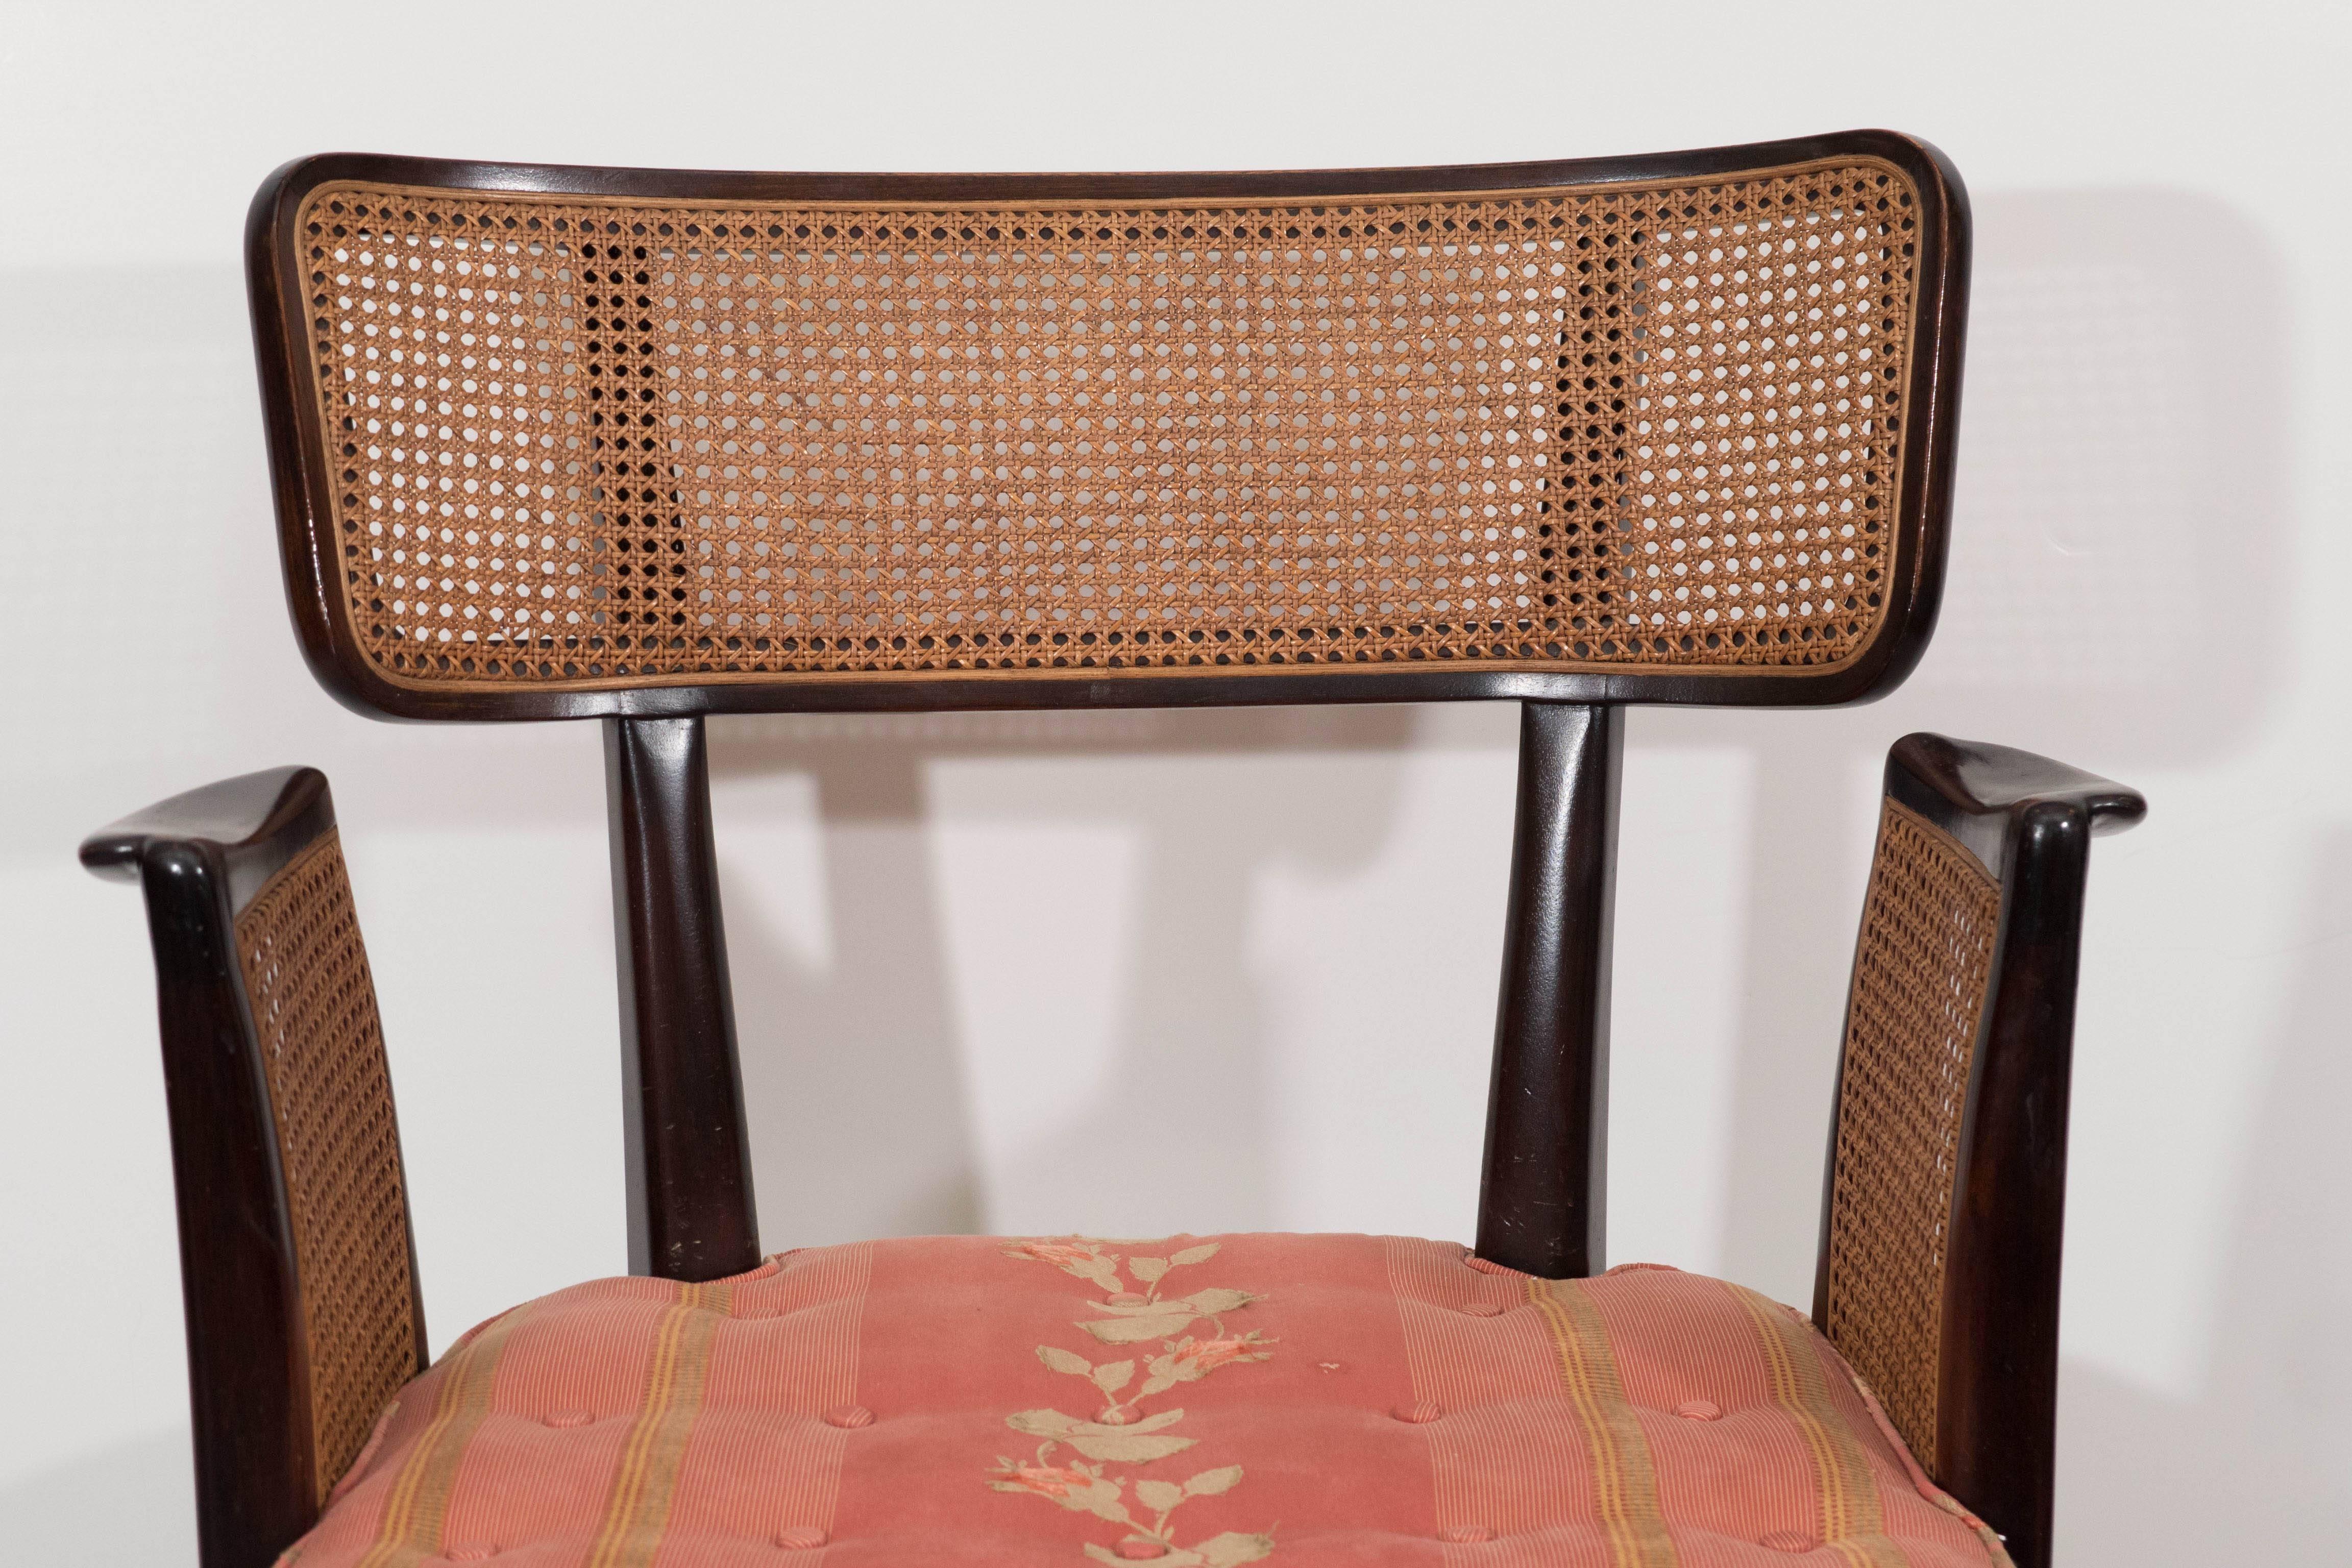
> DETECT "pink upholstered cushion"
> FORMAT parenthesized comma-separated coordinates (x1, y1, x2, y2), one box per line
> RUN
(288, 1234, 2008, 1565)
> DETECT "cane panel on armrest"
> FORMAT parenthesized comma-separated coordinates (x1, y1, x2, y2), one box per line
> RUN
(235, 827, 419, 1498)
(1820, 797, 1999, 1474)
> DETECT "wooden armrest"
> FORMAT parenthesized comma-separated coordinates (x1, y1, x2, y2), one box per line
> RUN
(82, 766, 334, 907)
(1883, 733, 2145, 875)
(1815, 732, 2143, 1568)
(84, 767, 421, 1568)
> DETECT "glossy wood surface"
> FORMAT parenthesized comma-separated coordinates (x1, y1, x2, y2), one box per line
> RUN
(82, 766, 335, 914)
(603, 716, 763, 1280)
(1811, 733, 2144, 1568)
(80, 769, 430, 1568)
(1476, 701, 1623, 1278)
(245, 130, 1970, 725)
(72, 125, 2127, 1568)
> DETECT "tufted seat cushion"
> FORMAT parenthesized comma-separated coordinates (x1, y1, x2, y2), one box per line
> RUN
(289, 1234, 2008, 1565)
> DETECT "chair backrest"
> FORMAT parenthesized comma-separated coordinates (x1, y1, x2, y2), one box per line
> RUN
(241, 128, 1973, 1301)
(246, 131, 1968, 720)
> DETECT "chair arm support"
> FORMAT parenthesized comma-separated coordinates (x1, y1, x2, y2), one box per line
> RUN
(1814, 732, 2143, 1568)
(1881, 732, 2145, 878)
(84, 767, 421, 1568)
(82, 766, 335, 913)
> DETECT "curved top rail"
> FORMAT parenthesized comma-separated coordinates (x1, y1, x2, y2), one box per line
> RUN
(247, 131, 1968, 721)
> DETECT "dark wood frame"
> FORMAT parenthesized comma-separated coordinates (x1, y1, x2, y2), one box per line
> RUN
(242, 129, 1971, 723)
(1811, 735, 2145, 1568)
(237, 120, 1972, 1294)
(72, 132, 2156, 1568)
(81, 731, 2141, 1568)
(80, 769, 427, 1568)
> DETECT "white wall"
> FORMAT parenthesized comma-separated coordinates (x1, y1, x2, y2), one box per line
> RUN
(3, 2, 2345, 1560)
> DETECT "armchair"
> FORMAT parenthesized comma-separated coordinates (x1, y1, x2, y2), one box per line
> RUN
(82, 130, 2143, 1568)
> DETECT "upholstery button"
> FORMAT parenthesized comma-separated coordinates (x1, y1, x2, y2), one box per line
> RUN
(544, 1409, 593, 1428)
(1674, 1399, 1723, 1422)
(1097, 1407, 1134, 1425)
(822, 1404, 874, 1429)
(1439, 1524, 1495, 1543)
(1760, 1529, 1817, 1552)
(1462, 1302, 1504, 1317)
(1113, 1541, 1169, 1560)
(1392, 1400, 1443, 1424)
(773, 1526, 828, 1549)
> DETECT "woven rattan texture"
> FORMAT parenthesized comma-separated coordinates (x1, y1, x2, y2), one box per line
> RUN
(291, 161, 1921, 688)
(1824, 798, 2001, 1473)
(234, 830, 415, 1500)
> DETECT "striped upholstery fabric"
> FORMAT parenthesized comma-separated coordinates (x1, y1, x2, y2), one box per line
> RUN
(287, 1235, 2007, 1566)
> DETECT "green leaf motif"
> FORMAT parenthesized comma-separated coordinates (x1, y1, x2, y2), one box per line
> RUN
(994, 1235, 1271, 1562)
(1082, 1287, 1259, 1344)
(1080, 1311, 1196, 1344)
(1006, 1407, 1198, 1464)
(1070, 1430, 1197, 1464)
(1184, 1465, 1243, 1496)
(986, 1460, 1134, 1526)
(1135, 1478, 1185, 1512)
(1196, 1532, 1276, 1567)
(1070, 1254, 1126, 1294)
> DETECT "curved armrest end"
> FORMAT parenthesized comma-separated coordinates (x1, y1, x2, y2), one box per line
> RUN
(1888, 734, 2144, 876)
(81, 767, 335, 910)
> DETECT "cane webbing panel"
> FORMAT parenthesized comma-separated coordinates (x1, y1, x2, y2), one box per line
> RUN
(234, 829, 416, 1500)
(290, 159, 1921, 689)
(1824, 798, 2001, 1473)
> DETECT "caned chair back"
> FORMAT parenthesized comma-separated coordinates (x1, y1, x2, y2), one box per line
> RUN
(247, 132, 1967, 720)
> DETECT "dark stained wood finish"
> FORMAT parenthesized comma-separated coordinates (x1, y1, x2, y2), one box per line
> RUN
(243, 130, 1971, 726)
(603, 716, 762, 1280)
(1812, 734, 2145, 1568)
(1477, 701, 1623, 1278)
(77, 131, 2063, 1568)
(80, 769, 428, 1568)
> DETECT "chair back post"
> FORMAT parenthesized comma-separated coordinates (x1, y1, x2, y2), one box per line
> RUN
(603, 715, 762, 1280)
(1811, 734, 2144, 1568)
(1477, 700, 1624, 1277)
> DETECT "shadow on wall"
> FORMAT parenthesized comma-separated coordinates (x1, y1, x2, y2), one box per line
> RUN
(2052, 830, 2352, 1565)
(1638, 187, 2291, 1296)
(708, 705, 1414, 1246)
(701, 187, 2292, 1277)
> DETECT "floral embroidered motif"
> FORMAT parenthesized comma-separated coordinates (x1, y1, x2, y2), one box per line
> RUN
(990, 1239, 1277, 1566)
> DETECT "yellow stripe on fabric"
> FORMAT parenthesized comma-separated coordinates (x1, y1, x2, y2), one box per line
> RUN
(1728, 1284, 1907, 1568)
(352, 1304, 532, 1568)
(586, 1280, 737, 1568)
(1530, 1278, 1678, 1568)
